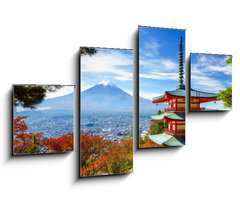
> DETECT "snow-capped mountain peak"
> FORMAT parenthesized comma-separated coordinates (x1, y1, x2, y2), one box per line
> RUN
(98, 80, 115, 87)
(81, 81, 163, 113)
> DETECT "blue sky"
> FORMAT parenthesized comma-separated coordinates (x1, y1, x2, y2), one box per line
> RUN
(191, 53, 232, 110)
(16, 85, 75, 112)
(46, 86, 74, 99)
(81, 48, 133, 94)
(139, 26, 185, 100)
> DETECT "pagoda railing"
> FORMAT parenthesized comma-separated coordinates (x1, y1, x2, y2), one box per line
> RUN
(164, 108, 185, 112)
(165, 128, 185, 135)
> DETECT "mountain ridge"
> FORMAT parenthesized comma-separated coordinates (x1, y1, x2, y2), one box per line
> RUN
(81, 80, 165, 114)
(16, 81, 166, 115)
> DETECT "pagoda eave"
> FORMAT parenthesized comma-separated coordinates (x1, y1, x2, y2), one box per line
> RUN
(191, 97, 217, 103)
(151, 115, 185, 123)
(152, 93, 182, 104)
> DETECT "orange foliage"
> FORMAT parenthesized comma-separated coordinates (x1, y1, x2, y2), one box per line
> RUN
(80, 131, 133, 177)
(14, 116, 28, 133)
(139, 137, 163, 148)
(14, 133, 42, 154)
(13, 116, 73, 155)
(42, 134, 73, 153)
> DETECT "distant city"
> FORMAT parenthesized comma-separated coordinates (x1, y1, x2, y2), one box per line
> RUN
(139, 114, 151, 135)
(81, 113, 133, 142)
(21, 115, 73, 139)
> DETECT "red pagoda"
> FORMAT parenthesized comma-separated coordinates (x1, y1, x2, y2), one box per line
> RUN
(149, 37, 217, 146)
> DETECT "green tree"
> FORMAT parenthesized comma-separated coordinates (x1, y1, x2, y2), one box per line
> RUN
(141, 135, 149, 144)
(26, 134, 41, 153)
(216, 56, 232, 109)
(80, 47, 97, 56)
(14, 85, 62, 109)
(149, 122, 168, 135)
(217, 86, 232, 108)
(157, 110, 164, 115)
(226, 55, 232, 64)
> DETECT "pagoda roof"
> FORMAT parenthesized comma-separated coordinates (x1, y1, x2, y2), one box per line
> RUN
(190, 88, 217, 98)
(166, 112, 185, 120)
(151, 112, 185, 121)
(152, 88, 217, 102)
(149, 133, 184, 146)
(163, 136, 184, 146)
(151, 113, 169, 121)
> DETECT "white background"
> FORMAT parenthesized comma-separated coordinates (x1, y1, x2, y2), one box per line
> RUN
(0, 0, 240, 200)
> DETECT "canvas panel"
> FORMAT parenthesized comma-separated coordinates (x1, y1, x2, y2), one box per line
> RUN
(80, 47, 133, 177)
(13, 85, 75, 155)
(138, 26, 186, 148)
(189, 53, 232, 112)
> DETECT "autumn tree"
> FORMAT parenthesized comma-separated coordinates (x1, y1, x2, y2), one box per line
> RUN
(107, 139, 133, 174)
(80, 131, 133, 176)
(13, 85, 73, 155)
(80, 131, 110, 176)
(13, 116, 42, 154)
(42, 134, 73, 153)
(139, 135, 162, 148)
(13, 116, 73, 154)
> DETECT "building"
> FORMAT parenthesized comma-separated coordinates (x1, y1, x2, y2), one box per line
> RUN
(151, 89, 186, 136)
(148, 37, 217, 147)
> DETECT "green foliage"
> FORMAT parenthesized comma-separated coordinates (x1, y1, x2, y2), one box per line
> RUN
(149, 122, 168, 135)
(14, 85, 62, 109)
(111, 157, 133, 174)
(26, 134, 40, 153)
(217, 86, 232, 108)
(226, 56, 232, 64)
(140, 135, 149, 144)
(157, 110, 164, 115)
(80, 47, 97, 56)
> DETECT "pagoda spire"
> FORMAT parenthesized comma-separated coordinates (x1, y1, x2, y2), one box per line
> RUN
(178, 36, 185, 89)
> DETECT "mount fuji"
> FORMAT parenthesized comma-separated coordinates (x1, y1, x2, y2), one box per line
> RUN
(81, 80, 131, 113)
(81, 80, 164, 114)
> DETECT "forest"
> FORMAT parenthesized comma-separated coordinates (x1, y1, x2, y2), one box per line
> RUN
(13, 116, 73, 154)
(80, 131, 133, 176)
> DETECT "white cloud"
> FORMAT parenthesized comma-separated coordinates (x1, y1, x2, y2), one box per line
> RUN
(192, 54, 232, 75)
(113, 71, 133, 81)
(191, 74, 224, 92)
(205, 65, 232, 75)
(36, 107, 52, 111)
(140, 72, 178, 81)
(16, 106, 52, 112)
(124, 89, 133, 96)
(140, 58, 178, 71)
(191, 54, 232, 92)
(139, 91, 164, 100)
(143, 40, 161, 56)
(46, 86, 74, 99)
(81, 50, 133, 81)
(81, 81, 92, 92)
